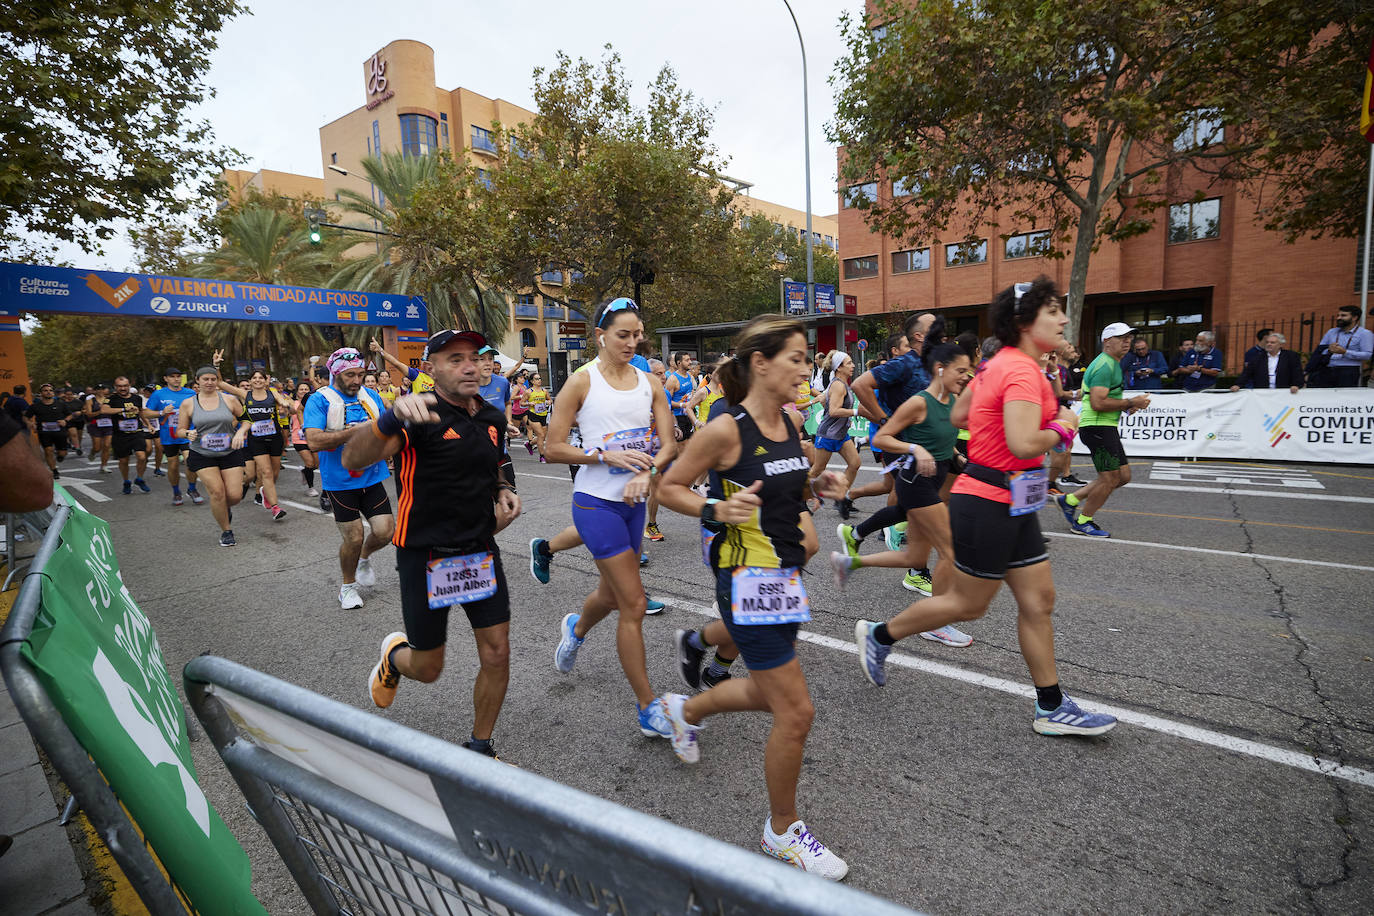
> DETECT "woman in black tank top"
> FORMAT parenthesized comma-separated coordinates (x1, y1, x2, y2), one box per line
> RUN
(212, 363, 291, 521)
(655, 315, 851, 881)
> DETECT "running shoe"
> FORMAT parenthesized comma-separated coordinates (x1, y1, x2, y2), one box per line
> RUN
(640, 552, 649, 566)
(271, 505, 287, 522)
(1059, 473, 1088, 486)
(1054, 493, 1079, 527)
(637, 697, 672, 739)
(645, 523, 665, 542)
(701, 666, 732, 689)
(836, 497, 855, 520)
(74, 447, 83, 457)
(122, 481, 132, 495)
(254, 488, 264, 506)
(51, 468, 60, 479)
(355, 557, 376, 587)
(554, 613, 583, 673)
(884, 523, 907, 552)
(189, 489, 204, 505)
(368, 632, 408, 708)
(1032, 696, 1118, 737)
(529, 538, 552, 584)
(524, 439, 535, 455)
(461, 739, 501, 759)
(218, 530, 236, 548)
(319, 492, 332, 513)
(902, 569, 933, 596)
(663, 693, 700, 763)
(836, 524, 860, 559)
(100, 466, 113, 473)
(539, 455, 546, 463)
(339, 582, 364, 610)
(1047, 485, 1063, 497)
(1071, 518, 1111, 538)
(645, 595, 665, 615)
(171, 493, 184, 507)
(153, 468, 165, 477)
(920, 625, 973, 647)
(134, 478, 150, 493)
(307, 486, 320, 497)
(760, 819, 848, 881)
(828, 551, 857, 590)
(675, 629, 704, 690)
(854, 620, 890, 687)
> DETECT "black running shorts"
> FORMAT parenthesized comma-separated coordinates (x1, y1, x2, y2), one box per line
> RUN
(112, 434, 147, 459)
(328, 481, 392, 523)
(38, 431, 67, 452)
(248, 434, 284, 458)
(949, 492, 1048, 580)
(894, 464, 948, 511)
(397, 544, 510, 649)
(1078, 425, 1128, 473)
(187, 449, 246, 473)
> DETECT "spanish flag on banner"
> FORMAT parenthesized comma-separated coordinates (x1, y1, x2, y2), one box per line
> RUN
(1364, 37, 1374, 142)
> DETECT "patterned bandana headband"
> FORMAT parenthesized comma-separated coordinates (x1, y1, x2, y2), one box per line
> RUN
(327, 348, 366, 377)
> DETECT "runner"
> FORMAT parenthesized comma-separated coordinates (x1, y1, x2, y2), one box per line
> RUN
(24, 383, 69, 478)
(841, 333, 908, 547)
(831, 342, 976, 648)
(349, 329, 520, 758)
(510, 371, 530, 450)
(304, 347, 395, 609)
(654, 314, 850, 880)
(61, 388, 85, 457)
(84, 382, 114, 472)
(179, 366, 249, 546)
(1052, 323, 1149, 538)
(370, 337, 435, 394)
(523, 372, 551, 460)
(376, 369, 402, 408)
(543, 297, 678, 737)
(854, 277, 1118, 737)
(665, 352, 696, 443)
(807, 351, 862, 518)
(139, 384, 165, 477)
(94, 377, 153, 495)
(285, 381, 322, 499)
(212, 366, 289, 521)
(146, 368, 203, 506)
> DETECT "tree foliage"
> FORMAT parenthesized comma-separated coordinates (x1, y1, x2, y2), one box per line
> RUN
(23, 314, 213, 388)
(830, 0, 1374, 338)
(1, 0, 246, 260)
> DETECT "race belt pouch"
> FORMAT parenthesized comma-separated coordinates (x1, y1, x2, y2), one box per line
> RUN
(963, 462, 1048, 516)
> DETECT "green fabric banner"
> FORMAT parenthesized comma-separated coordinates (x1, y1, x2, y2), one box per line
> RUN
(21, 486, 265, 915)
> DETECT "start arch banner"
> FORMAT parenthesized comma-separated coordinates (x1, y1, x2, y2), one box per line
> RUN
(1071, 388, 1374, 464)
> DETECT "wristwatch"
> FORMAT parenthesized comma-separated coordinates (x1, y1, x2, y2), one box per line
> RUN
(699, 498, 720, 524)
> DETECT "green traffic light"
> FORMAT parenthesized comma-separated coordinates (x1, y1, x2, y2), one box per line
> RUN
(309, 228, 322, 244)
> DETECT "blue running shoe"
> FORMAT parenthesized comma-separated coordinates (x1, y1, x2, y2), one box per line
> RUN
(1033, 696, 1117, 736)
(645, 595, 666, 615)
(134, 478, 150, 493)
(1071, 518, 1111, 538)
(153, 468, 165, 477)
(122, 480, 132, 495)
(854, 620, 890, 687)
(640, 552, 649, 567)
(529, 538, 552, 584)
(637, 697, 672, 738)
(1055, 493, 1078, 527)
(554, 613, 583, 673)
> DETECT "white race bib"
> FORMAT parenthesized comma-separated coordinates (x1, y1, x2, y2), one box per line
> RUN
(602, 426, 658, 475)
(117, 418, 139, 432)
(41, 421, 60, 431)
(250, 419, 276, 437)
(730, 567, 810, 625)
(1008, 467, 1048, 516)
(427, 552, 498, 608)
(94, 417, 112, 428)
(201, 433, 231, 452)
(147, 419, 160, 432)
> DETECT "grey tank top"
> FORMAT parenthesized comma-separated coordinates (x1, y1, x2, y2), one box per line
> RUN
(189, 393, 240, 455)
(816, 382, 854, 441)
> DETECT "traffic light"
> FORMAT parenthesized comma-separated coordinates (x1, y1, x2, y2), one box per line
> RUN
(303, 206, 326, 245)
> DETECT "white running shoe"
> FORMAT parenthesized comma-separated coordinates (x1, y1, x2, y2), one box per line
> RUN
(355, 557, 376, 587)
(760, 818, 849, 881)
(920, 624, 973, 647)
(663, 693, 700, 763)
(307, 486, 320, 497)
(339, 583, 364, 610)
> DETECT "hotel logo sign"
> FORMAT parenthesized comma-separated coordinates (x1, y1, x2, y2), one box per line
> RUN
(365, 51, 394, 110)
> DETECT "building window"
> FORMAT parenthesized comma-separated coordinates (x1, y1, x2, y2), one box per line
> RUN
(399, 113, 438, 158)
(1174, 109, 1224, 152)
(824, 235, 836, 250)
(843, 255, 880, 280)
(540, 268, 563, 285)
(372, 120, 381, 160)
(843, 182, 877, 209)
(891, 248, 930, 273)
(511, 135, 528, 158)
(892, 175, 919, 197)
(477, 169, 493, 190)
(567, 301, 586, 321)
(945, 239, 988, 267)
(514, 293, 539, 318)
(520, 328, 537, 349)
(330, 152, 337, 164)
(471, 125, 497, 154)
(1004, 230, 1049, 260)
(870, 23, 888, 42)
(1168, 198, 1221, 243)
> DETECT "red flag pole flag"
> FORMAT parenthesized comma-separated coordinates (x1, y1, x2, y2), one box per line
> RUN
(1364, 37, 1374, 142)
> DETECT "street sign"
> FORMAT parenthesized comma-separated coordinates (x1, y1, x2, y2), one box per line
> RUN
(782, 281, 807, 315)
(558, 322, 586, 335)
(814, 284, 836, 313)
(560, 338, 586, 350)
(857, 338, 868, 351)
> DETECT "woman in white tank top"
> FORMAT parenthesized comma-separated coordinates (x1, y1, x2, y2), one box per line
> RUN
(544, 297, 678, 738)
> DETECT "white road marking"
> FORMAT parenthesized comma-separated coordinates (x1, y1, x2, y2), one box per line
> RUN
(1105, 482, 1374, 505)
(53, 476, 111, 503)
(1043, 532, 1374, 572)
(277, 499, 326, 515)
(1148, 462, 1324, 489)
(664, 599, 1374, 790)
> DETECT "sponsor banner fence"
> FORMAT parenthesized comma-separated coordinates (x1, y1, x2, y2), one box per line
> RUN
(1071, 388, 1374, 464)
(3, 486, 264, 914)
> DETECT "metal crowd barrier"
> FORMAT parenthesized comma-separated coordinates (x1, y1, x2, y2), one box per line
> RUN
(0, 501, 191, 914)
(185, 655, 920, 916)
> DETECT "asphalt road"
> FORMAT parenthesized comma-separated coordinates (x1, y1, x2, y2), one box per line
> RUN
(62, 446, 1374, 915)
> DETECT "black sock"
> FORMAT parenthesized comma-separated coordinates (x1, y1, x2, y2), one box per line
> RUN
(873, 623, 897, 646)
(466, 735, 492, 752)
(303, 467, 314, 486)
(856, 505, 905, 539)
(536, 539, 553, 559)
(1036, 683, 1063, 711)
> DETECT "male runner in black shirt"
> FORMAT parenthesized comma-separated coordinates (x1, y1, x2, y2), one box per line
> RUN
(345, 329, 521, 759)
(93, 376, 154, 494)
(24, 383, 70, 478)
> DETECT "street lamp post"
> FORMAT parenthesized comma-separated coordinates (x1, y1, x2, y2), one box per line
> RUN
(779, 0, 815, 331)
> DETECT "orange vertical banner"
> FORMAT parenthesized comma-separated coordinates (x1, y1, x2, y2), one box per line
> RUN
(0, 316, 31, 392)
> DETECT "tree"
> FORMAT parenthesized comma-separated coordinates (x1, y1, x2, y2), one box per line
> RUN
(23, 314, 213, 387)
(1, 1, 246, 260)
(829, 0, 1374, 338)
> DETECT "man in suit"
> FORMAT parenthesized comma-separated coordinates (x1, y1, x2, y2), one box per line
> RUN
(1230, 332, 1302, 394)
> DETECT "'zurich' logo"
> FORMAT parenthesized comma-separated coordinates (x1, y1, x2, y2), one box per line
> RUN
(150, 296, 171, 314)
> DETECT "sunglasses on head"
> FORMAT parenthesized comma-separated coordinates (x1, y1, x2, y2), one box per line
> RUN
(597, 297, 639, 328)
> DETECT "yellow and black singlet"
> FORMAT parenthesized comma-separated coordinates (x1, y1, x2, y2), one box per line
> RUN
(711, 407, 808, 571)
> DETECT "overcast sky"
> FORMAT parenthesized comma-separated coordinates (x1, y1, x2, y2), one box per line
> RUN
(62, 0, 864, 272)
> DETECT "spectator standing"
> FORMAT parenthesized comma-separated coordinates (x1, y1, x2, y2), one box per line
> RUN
(1243, 329, 1274, 370)
(4, 385, 30, 426)
(1231, 333, 1302, 393)
(1173, 332, 1223, 391)
(1316, 305, 1373, 388)
(1121, 338, 1168, 390)
(1167, 338, 1195, 384)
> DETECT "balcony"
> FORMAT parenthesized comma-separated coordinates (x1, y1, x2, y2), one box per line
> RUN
(544, 305, 566, 320)
(567, 307, 586, 322)
(514, 303, 540, 319)
(540, 269, 563, 285)
(471, 132, 498, 155)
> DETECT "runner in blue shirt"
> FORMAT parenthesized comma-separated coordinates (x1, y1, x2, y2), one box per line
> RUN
(144, 368, 202, 506)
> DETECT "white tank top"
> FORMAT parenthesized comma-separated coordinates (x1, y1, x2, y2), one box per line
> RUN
(574, 363, 656, 502)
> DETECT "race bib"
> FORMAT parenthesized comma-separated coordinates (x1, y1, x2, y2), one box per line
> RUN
(94, 417, 112, 428)
(147, 419, 160, 433)
(1008, 467, 1048, 516)
(41, 421, 60, 431)
(427, 552, 498, 608)
(730, 567, 811, 625)
(291, 424, 306, 445)
(201, 433, 231, 452)
(251, 419, 276, 437)
(602, 426, 657, 475)
(117, 418, 139, 432)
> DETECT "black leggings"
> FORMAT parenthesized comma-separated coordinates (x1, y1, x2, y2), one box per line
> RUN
(856, 505, 906, 539)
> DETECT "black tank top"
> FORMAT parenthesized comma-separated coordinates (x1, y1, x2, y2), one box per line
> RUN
(244, 391, 278, 437)
(712, 407, 808, 570)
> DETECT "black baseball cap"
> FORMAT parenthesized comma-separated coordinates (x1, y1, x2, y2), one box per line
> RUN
(423, 329, 487, 360)
(164, 367, 181, 376)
